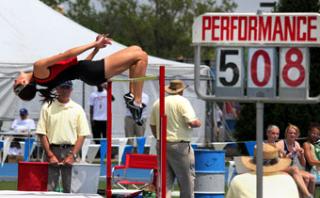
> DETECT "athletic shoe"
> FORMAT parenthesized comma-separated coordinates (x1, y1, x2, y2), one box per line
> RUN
(136, 103, 146, 126)
(136, 119, 144, 126)
(127, 101, 144, 125)
(123, 92, 134, 104)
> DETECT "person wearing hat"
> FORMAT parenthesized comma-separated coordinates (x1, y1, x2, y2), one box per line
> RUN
(36, 80, 90, 192)
(227, 144, 300, 198)
(11, 108, 36, 133)
(150, 79, 201, 198)
(9, 108, 36, 155)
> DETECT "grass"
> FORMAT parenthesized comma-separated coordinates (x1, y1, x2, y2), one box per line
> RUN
(0, 181, 17, 190)
(0, 180, 179, 197)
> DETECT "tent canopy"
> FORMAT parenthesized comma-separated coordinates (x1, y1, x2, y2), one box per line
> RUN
(0, 0, 209, 142)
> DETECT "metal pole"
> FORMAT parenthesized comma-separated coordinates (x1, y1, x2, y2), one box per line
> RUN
(256, 102, 264, 198)
(82, 82, 85, 109)
(159, 66, 166, 198)
(106, 82, 112, 197)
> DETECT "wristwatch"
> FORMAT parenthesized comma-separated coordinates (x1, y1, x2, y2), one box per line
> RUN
(68, 150, 78, 160)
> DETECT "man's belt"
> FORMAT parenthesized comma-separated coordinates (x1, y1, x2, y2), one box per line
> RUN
(167, 140, 190, 143)
(50, 144, 74, 148)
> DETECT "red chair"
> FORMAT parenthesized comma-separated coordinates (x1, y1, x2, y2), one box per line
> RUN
(112, 153, 158, 189)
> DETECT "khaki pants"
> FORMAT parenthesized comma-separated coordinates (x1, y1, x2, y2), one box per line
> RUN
(46, 146, 73, 192)
(158, 142, 195, 198)
(124, 116, 146, 145)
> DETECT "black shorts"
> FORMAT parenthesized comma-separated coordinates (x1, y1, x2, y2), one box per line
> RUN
(77, 59, 106, 85)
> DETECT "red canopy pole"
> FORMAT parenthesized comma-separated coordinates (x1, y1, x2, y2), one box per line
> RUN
(159, 66, 166, 198)
(106, 82, 112, 197)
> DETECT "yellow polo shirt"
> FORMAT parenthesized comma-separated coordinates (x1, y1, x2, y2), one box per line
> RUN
(36, 99, 90, 145)
(150, 95, 198, 142)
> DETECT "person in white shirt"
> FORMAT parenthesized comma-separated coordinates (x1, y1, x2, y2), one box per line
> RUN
(124, 92, 149, 145)
(11, 108, 35, 133)
(9, 108, 36, 155)
(89, 84, 114, 144)
(227, 144, 300, 198)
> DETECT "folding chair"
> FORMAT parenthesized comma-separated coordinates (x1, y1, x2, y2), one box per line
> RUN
(120, 145, 134, 165)
(20, 137, 35, 161)
(112, 153, 158, 189)
(244, 141, 256, 156)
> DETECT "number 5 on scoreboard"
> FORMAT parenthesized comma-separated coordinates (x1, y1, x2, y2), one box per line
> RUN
(215, 48, 244, 97)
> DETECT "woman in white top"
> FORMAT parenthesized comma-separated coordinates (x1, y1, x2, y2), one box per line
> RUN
(277, 124, 315, 198)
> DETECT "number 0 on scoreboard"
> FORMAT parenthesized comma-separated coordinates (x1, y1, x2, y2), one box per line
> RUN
(215, 47, 309, 99)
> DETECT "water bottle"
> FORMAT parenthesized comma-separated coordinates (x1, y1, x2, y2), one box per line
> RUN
(54, 174, 63, 192)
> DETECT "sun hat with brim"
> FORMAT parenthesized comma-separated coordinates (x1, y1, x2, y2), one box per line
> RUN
(165, 80, 188, 94)
(241, 144, 291, 173)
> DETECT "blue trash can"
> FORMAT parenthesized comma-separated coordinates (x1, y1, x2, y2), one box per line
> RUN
(194, 149, 225, 198)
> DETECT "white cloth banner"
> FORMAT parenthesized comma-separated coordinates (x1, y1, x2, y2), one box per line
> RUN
(149, 136, 157, 155)
(117, 138, 128, 165)
(81, 139, 91, 162)
(1, 137, 13, 166)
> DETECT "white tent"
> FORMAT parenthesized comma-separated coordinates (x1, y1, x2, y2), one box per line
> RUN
(0, 0, 209, 142)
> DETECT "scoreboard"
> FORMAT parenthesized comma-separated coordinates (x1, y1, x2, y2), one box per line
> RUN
(193, 13, 320, 45)
(192, 13, 319, 103)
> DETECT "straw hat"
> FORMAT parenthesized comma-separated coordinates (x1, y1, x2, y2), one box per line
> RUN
(241, 144, 291, 173)
(165, 80, 188, 94)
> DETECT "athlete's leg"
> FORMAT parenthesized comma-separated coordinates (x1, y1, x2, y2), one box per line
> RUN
(104, 45, 148, 104)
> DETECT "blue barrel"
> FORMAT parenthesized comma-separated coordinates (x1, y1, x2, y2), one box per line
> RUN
(194, 149, 225, 198)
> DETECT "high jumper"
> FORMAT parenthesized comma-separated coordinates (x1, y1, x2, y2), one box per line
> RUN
(13, 34, 148, 124)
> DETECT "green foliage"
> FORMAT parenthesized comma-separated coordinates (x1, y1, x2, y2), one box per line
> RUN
(40, 0, 67, 7)
(66, 0, 106, 34)
(235, 0, 320, 141)
(40, 0, 236, 60)
(98, 0, 236, 59)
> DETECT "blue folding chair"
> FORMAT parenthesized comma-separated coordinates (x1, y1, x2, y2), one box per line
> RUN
(23, 138, 35, 161)
(136, 137, 146, 154)
(121, 145, 134, 165)
(0, 141, 3, 151)
(244, 141, 256, 156)
(100, 139, 107, 166)
(99, 139, 109, 176)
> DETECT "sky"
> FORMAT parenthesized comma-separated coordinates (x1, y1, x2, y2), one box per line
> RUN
(87, 0, 279, 13)
(233, 0, 278, 12)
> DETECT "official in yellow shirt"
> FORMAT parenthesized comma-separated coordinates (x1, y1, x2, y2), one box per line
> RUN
(36, 81, 90, 192)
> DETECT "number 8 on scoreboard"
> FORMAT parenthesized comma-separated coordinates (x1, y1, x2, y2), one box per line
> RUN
(215, 47, 309, 99)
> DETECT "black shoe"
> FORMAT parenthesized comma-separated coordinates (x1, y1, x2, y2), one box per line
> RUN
(123, 92, 134, 104)
(135, 104, 146, 126)
(136, 119, 144, 126)
(127, 101, 144, 125)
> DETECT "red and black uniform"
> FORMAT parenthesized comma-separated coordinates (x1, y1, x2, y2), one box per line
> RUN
(33, 57, 106, 88)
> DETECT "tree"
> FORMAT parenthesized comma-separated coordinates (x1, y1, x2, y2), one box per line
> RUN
(98, 0, 236, 60)
(40, 0, 237, 61)
(235, 0, 320, 141)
